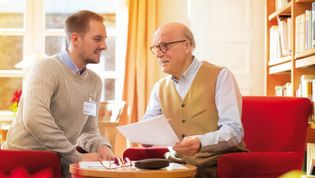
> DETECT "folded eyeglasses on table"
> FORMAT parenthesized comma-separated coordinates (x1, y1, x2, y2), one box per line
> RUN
(79, 157, 170, 170)
(100, 157, 132, 169)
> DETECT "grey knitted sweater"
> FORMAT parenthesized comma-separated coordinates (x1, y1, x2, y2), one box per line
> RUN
(3, 56, 110, 164)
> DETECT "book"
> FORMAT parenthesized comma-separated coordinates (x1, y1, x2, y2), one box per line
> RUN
(312, 2, 315, 48)
(301, 75, 315, 100)
(306, 10, 312, 50)
(275, 85, 283, 96)
(307, 143, 315, 175)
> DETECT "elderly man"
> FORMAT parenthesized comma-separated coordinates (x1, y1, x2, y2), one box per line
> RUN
(143, 23, 247, 178)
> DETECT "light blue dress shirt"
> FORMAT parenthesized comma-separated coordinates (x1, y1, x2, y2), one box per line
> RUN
(142, 58, 243, 151)
(58, 49, 86, 75)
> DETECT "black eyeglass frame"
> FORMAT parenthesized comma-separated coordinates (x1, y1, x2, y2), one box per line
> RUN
(150, 40, 187, 55)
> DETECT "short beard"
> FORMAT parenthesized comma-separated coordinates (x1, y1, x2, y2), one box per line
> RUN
(85, 58, 99, 64)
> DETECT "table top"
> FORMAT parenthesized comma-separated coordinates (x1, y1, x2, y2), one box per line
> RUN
(70, 162, 197, 178)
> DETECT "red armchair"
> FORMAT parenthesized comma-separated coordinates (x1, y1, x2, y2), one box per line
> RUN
(123, 96, 313, 178)
(0, 149, 61, 178)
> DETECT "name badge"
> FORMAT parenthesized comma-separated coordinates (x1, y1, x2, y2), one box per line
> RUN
(83, 101, 97, 117)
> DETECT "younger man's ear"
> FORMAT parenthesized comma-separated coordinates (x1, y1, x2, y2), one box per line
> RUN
(70, 32, 81, 47)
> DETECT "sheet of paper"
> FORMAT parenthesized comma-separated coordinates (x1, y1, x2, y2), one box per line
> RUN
(79, 161, 133, 169)
(79, 161, 105, 169)
(117, 115, 180, 146)
(167, 163, 188, 170)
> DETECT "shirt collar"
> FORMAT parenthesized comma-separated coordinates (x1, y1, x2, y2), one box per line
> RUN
(58, 49, 86, 75)
(171, 56, 200, 83)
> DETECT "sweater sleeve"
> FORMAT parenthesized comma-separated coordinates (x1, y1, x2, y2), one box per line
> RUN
(76, 72, 111, 152)
(22, 61, 82, 164)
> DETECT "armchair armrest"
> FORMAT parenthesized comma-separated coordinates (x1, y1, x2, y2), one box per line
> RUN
(0, 150, 61, 178)
(123, 147, 169, 161)
(217, 152, 302, 178)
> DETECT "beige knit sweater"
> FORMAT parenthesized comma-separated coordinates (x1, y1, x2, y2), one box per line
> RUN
(3, 56, 110, 164)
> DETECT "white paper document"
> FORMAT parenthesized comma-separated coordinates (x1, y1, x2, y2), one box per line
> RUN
(168, 163, 188, 170)
(79, 161, 132, 169)
(79, 161, 105, 169)
(117, 115, 180, 146)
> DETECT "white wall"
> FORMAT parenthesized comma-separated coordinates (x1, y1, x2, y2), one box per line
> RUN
(158, 0, 189, 25)
(158, 0, 265, 96)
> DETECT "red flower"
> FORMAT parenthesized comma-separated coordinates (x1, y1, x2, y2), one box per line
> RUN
(10, 89, 22, 114)
(10, 89, 22, 103)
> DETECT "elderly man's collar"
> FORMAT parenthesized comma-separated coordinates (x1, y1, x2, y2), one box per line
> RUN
(171, 56, 197, 83)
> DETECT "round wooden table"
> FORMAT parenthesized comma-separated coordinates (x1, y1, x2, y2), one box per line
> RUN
(70, 163, 197, 178)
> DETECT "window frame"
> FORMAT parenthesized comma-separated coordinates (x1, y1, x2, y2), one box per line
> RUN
(0, 0, 126, 109)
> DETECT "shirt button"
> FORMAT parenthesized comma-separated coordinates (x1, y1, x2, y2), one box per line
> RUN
(182, 120, 186, 123)
(181, 104, 185, 107)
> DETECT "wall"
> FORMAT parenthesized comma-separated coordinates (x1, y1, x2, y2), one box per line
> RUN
(157, 0, 265, 96)
(157, 0, 189, 26)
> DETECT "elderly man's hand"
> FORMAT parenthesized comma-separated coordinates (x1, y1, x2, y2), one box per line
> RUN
(173, 136, 201, 156)
(98, 145, 115, 160)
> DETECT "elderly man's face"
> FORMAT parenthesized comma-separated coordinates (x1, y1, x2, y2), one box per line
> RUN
(152, 26, 192, 78)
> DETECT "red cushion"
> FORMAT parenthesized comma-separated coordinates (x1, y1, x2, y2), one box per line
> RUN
(0, 167, 52, 178)
(0, 150, 61, 178)
(123, 147, 169, 160)
(30, 169, 52, 178)
(217, 152, 302, 178)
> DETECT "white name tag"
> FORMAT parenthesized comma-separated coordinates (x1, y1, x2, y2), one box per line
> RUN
(83, 101, 97, 117)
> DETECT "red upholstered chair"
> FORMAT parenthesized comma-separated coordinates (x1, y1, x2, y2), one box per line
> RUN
(0, 167, 53, 178)
(0, 149, 61, 178)
(123, 96, 313, 178)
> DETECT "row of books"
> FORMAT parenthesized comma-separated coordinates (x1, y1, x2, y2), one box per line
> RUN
(295, 7, 315, 54)
(269, 2, 315, 63)
(269, 18, 292, 62)
(274, 75, 315, 102)
(296, 75, 315, 102)
(275, 82, 292, 96)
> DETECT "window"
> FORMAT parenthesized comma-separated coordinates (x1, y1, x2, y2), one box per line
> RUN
(0, 0, 24, 111)
(0, 0, 127, 111)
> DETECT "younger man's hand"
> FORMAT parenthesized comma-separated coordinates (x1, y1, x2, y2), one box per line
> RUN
(81, 153, 102, 161)
(98, 145, 115, 160)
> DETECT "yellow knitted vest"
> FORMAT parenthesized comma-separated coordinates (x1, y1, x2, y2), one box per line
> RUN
(158, 61, 220, 139)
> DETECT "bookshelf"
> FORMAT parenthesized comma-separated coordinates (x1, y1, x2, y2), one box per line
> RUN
(266, 0, 315, 174)
(265, 0, 315, 96)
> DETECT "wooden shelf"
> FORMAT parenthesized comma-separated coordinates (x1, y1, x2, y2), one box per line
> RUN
(98, 120, 119, 125)
(268, 1, 292, 21)
(295, 48, 315, 59)
(269, 61, 292, 74)
(301, 175, 315, 178)
(296, 55, 315, 68)
(268, 56, 292, 66)
(296, 0, 313, 3)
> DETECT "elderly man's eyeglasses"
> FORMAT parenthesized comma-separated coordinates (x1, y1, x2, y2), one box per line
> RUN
(150, 40, 187, 55)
